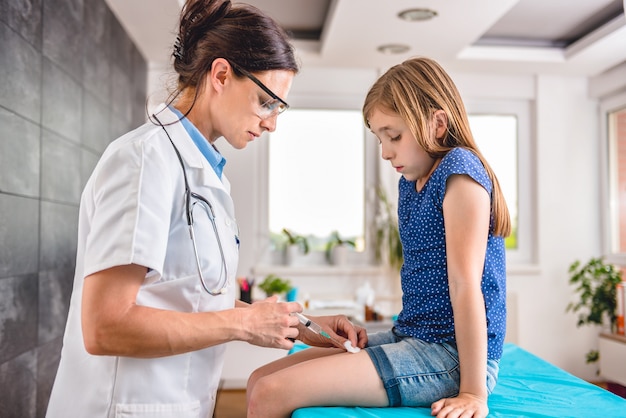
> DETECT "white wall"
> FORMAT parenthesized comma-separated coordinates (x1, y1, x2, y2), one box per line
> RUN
(147, 63, 608, 382)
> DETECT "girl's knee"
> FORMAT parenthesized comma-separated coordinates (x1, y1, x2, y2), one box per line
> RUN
(247, 366, 270, 396)
(247, 369, 259, 392)
(247, 375, 289, 418)
(246, 368, 264, 405)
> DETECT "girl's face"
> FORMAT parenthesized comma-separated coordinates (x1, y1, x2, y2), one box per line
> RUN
(215, 66, 294, 149)
(368, 107, 437, 183)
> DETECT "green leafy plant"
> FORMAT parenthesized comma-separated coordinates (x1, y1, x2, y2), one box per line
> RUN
(258, 274, 292, 297)
(325, 230, 356, 262)
(566, 257, 623, 363)
(375, 187, 403, 272)
(281, 228, 310, 254)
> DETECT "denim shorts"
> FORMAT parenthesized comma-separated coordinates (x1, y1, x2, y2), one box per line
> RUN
(364, 328, 499, 407)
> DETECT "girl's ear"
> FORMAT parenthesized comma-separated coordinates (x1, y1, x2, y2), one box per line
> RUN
(433, 109, 448, 140)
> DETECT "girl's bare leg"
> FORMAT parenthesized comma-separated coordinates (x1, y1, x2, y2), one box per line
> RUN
(247, 347, 340, 403)
(247, 348, 388, 417)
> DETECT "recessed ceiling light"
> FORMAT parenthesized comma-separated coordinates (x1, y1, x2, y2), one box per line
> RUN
(377, 44, 410, 55)
(398, 8, 438, 22)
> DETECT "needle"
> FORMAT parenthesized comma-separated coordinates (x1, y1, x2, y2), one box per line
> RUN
(294, 312, 344, 349)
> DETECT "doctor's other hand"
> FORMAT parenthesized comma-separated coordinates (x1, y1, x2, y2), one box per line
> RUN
(298, 315, 368, 350)
(238, 296, 302, 350)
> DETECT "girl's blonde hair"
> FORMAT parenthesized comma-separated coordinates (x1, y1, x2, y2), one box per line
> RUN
(363, 57, 511, 237)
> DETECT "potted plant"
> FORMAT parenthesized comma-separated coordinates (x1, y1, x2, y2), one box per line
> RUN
(375, 187, 403, 272)
(325, 230, 356, 265)
(258, 274, 292, 298)
(566, 257, 623, 364)
(281, 228, 310, 265)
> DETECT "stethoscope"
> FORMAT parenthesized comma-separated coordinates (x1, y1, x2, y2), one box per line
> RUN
(153, 113, 229, 295)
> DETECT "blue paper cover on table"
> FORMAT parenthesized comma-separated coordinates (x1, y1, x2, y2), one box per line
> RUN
(291, 343, 626, 418)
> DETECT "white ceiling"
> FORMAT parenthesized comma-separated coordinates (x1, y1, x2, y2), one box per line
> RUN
(106, 0, 626, 77)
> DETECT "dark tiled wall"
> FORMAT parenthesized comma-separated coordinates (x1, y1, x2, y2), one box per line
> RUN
(0, 0, 147, 416)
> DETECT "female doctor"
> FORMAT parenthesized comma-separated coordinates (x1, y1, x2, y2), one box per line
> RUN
(46, 1, 367, 417)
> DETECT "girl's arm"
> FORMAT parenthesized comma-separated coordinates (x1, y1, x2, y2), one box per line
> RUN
(432, 174, 491, 417)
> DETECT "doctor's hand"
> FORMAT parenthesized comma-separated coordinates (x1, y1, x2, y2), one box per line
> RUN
(238, 296, 302, 350)
(298, 315, 368, 351)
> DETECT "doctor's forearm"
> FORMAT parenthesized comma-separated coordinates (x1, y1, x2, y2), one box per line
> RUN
(82, 265, 302, 357)
(83, 304, 249, 358)
(82, 265, 249, 357)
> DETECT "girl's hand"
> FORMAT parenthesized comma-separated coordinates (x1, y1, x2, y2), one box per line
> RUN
(297, 315, 368, 350)
(431, 392, 488, 418)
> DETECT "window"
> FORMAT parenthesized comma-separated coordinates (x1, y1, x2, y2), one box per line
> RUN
(466, 99, 535, 265)
(610, 106, 626, 252)
(468, 114, 518, 249)
(601, 91, 626, 262)
(268, 109, 365, 249)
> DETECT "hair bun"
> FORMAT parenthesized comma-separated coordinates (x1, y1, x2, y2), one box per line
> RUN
(175, 0, 232, 62)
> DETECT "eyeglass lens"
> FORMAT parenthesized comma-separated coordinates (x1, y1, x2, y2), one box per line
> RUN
(230, 62, 290, 119)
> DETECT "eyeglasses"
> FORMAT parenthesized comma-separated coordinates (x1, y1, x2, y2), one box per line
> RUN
(230, 62, 290, 119)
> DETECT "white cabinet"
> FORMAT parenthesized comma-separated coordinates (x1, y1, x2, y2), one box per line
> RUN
(599, 333, 626, 386)
(220, 341, 286, 389)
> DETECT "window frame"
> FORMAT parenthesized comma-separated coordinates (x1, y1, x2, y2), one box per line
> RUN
(600, 91, 626, 265)
(257, 99, 380, 267)
(465, 99, 536, 266)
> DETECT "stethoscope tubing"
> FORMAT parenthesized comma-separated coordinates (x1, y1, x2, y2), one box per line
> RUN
(152, 112, 229, 296)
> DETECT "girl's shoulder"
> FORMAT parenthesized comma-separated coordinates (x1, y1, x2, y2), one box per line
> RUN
(438, 148, 484, 176)
(436, 147, 491, 191)
(440, 147, 480, 168)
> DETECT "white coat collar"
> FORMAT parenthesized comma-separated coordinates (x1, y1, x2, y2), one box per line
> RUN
(152, 104, 204, 169)
(151, 104, 232, 194)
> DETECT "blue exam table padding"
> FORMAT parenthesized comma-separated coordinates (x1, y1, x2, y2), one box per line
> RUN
(292, 343, 626, 417)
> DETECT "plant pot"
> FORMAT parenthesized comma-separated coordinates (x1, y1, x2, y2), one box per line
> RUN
(286, 287, 298, 302)
(284, 245, 297, 265)
(284, 244, 307, 265)
(329, 245, 349, 266)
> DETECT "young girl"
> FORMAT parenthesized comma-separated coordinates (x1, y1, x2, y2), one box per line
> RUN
(247, 57, 510, 418)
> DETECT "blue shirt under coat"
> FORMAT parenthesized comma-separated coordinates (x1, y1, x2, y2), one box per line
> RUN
(169, 106, 226, 179)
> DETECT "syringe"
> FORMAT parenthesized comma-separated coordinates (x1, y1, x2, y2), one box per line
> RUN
(294, 312, 343, 348)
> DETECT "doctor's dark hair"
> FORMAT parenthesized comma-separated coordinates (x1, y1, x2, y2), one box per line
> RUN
(172, 0, 298, 92)
(362, 57, 511, 238)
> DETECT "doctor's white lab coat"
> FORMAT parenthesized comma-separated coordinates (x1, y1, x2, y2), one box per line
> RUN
(46, 105, 239, 418)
